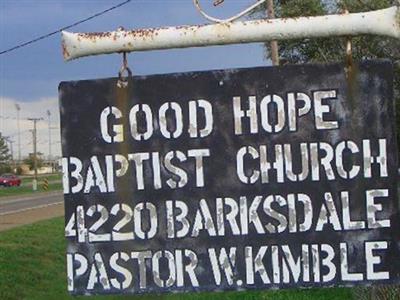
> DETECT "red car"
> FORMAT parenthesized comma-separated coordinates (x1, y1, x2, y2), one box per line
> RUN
(0, 174, 21, 187)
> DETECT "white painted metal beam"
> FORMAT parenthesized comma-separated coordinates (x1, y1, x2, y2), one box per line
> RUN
(62, 6, 400, 61)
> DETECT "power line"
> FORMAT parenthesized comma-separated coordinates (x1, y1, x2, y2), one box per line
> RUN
(0, 115, 18, 120)
(0, 0, 132, 55)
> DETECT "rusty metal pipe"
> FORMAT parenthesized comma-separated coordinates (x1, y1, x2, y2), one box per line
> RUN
(62, 6, 400, 61)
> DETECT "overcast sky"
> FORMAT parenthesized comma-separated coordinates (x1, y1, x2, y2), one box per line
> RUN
(0, 0, 268, 159)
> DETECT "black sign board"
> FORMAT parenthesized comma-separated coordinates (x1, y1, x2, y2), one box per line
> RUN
(59, 60, 399, 295)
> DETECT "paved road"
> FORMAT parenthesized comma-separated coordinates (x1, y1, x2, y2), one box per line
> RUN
(0, 191, 63, 215)
(0, 191, 64, 231)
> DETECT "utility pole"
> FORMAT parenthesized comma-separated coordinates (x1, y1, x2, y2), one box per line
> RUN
(28, 118, 42, 191)
(266, 0, 280, 66)
(47, 110, 51, 160)
(15, 104, 21, 162)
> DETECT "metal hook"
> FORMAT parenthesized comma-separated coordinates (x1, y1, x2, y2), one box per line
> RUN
(193, 0, 267, 23)
(343, 9, 353, 61)
(343, 10, 354, 78)
(117, 52, 132, 88)
(345, 36, 353, 77)
(346, 37, 352, 60)
(115, 26, 132, 88)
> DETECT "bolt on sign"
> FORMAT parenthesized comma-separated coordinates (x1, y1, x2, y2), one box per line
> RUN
(59, 60, 399, 295)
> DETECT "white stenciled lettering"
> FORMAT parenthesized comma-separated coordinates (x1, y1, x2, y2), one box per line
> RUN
(100, 106, 124, 143)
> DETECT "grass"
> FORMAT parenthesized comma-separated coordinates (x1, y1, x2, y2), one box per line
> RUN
(0, 182, 62, 198)
(0, 217, 354, 300)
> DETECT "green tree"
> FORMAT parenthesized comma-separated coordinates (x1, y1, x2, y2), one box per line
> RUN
(24, 152, 44, 171)
(263, 0, 400, 149)
(0, 133, 12, 174)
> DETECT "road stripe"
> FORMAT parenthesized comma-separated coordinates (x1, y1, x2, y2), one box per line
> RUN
(0, 191, 63, 205)
(0, 201, 63, 216)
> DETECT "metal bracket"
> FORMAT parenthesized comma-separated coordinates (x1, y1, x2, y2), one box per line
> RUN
(62, 6, 400, 61)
